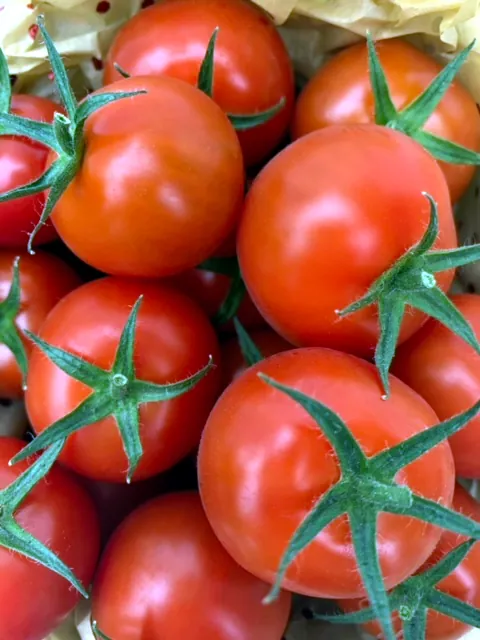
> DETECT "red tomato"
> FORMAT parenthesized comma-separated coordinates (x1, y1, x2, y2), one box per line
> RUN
(0, 95, 61, 247)
(392, 294, 480, 478)
(92, 492, 291, 640)
(292, 39, 480, 203)
(0, 250, 81, 399)
(221, 328, 291, 388)
(238, 125, 456, 356)
(25, 277, 221, 482)
(103, 0, 295, 167)
(198, 348, 455, 599)
(339, 484, 480, 640)
(50, 76, 244, 277)
(168, 266, 264, 331)
(0, 437, 100, 640)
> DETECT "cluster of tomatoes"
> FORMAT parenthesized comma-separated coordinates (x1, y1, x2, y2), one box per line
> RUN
(2, 1, 480, 639)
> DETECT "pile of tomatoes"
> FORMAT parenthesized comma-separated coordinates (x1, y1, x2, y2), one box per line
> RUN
(2, 1, 480, 639)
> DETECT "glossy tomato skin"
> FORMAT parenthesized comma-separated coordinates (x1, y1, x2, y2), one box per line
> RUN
(168, 267, 265, 332)
(238, 125, 456, 356)
(392, 294, 480, 478)
(0, 250, 81, 399)
(198, 348, 455, 599)
(292, 39, 480, 203)
(0, 95, 61, 247)
(221, 328, 291, 388)
(92, 492, 291, 640)
(0, 438, 100, 640)
(51, 76, 244, 277)
(104, 0, 295, 167)
(339, 485, 480, 640)
(25, 277, 221, 482)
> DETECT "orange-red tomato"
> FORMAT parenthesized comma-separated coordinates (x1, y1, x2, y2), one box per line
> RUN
(168, 267, 265, 332)
(221, 328, 291, 388)
(393, 294, 480, 479)
(104, 0, 295, 167)
(238, 125, 456, 355)
(0, 95, 61, 247)
(0, 438, 100, 640)
(0, 250, 81, 399)
(25, 277, 221, 482)
(339, 485, 480, 640)
(50, 76, 244, 277)
(92, 492, 291, 640)
(198, 348, 455, 599)
(292, 39, 480, 203)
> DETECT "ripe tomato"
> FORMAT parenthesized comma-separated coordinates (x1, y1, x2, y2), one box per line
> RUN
(103, 0, 295, 167)
(168, 266, 264, 332)
(50, 76, 244, 277)
(92, 492, 291, 640)
(339, 484, 480, 640)
(238, 125, 456, 355)
(291, 39, 480, 203)
(198, 348, 455, 599)
(0, 250, 81, 399)
(221, 328, 291, 388)
(0, 437, 100, 640)
(392, 294, 480, 479)
(0, 95, 61, 247)
(25, 277, 221, 482)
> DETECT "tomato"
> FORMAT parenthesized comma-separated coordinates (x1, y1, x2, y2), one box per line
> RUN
(25, 276, 221, 482)
(392, 294, 480, 478)
(0, 249, 81, 399)
(78, 455, 197, 545)
(291, 38, 480, 203)
(339, 484, 480, 640)
(103, 0, 295, 167)
(198, 348, 455, 599)
(221, 328, 291, 388)
(0, 437, 100, 640)
(168, 266, 264, 332)
(50, 76, 244, 277)
(0, 95, 61, 247)
(237, 125, 456, 356)
(92, 492, 291, 639)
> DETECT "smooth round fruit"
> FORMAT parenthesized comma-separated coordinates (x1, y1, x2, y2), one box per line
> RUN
(339, 484, 480, 640)
(104, 0, 295, 167)
(238, 125, 456, 356)
(393, 294, 480, 478)
(0, 95, 61, 248)
(0, 437, 100, 640)
(92, 492, 291, 640)
(292, 39, 480, 202)
(198, 348, 455, 599)
(0, 250, 81, 399)
(50, 76, 244, 277)
(25, 277, 221, 482)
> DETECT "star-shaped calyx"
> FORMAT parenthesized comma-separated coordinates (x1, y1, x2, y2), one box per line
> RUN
(10, 296, 214, 482)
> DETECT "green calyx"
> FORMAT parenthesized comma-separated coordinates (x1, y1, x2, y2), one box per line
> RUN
(367, 33, 480, 166)
(0, 440, 88, 597)
(259, 373, 480, 640)
(197, 256, 247, 326)
(318, 539, 480, 639)
(0, 16, 146, 253)
(197, 28, 286, 130)
(10, 295, 214, 483)
(92, 620, 111, 640)
(0, 257, 28, 391)
(233, 317, 263, 365)
(337, 193, 480, 396)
